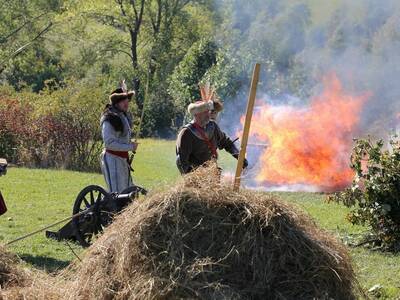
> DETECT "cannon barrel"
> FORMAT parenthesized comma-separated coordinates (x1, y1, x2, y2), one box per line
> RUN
(116, 192, 136, 201)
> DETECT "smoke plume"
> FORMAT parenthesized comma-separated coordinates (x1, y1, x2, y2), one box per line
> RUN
(216, 0, 400, 191)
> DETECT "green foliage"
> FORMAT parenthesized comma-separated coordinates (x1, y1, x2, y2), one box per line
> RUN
(138, 1, 215, 136)
(329, 136, 400, 251)
(3, 46, 63, 92)
(3, 0, 399, 137)
(168, 39, 218, 111)
(0, 80, 114, 172)
(0, 0, 61, 76)
(201, 50, 245, 100)
(0, 0, 335, 136)
(141, 88, 177, 137)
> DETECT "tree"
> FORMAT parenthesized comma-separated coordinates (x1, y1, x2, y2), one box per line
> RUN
(168, 39, 218, 117)
(147, 0, 195, 79)
(4, 45, 63, 92)
(78, 0, 146, 93)
(0, 0, 58, 75)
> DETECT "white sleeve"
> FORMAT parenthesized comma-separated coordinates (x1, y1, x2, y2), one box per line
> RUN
(102, 122, 133, 152)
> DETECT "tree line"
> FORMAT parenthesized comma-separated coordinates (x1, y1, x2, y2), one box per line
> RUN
(1, 0, 400, 140)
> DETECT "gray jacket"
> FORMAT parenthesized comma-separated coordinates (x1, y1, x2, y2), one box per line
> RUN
(100, 105, 133, 152)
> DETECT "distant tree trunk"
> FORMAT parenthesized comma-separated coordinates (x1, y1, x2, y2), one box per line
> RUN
(116, 0, 146, 95)
(147, 0, 191, 80)
(129, 28, 141, 93)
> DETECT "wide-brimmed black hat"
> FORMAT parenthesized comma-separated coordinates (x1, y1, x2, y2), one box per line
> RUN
(109, 88, 135, 105)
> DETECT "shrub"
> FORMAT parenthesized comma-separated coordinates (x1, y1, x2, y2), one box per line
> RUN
(56, 108, 102, 172)
(329, 136, 400, 251)
(0, 93, 102, 172)
(18, 110, 102, 172)
(0, 98, 32, 162)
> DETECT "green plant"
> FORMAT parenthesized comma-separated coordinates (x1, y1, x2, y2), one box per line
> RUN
(168, 39, 218, 111)
(0, 84, 104, 172)
(329, 136, 400, 250)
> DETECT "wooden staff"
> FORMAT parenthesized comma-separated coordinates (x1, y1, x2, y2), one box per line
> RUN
(234, 63, 261, 191)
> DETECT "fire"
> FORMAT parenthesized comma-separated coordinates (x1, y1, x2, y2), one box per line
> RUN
(247, 73, 369, 192)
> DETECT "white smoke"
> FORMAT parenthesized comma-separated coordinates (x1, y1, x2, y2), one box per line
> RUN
(217, 0, 400, 130)
(215, 0, 400, 190)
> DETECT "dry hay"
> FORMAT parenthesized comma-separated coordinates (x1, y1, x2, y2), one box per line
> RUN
(0, 246, 63, 300)
(1, 278, 63, 300)
(0, 246, 27, 290)
(63, 166, 358, 300)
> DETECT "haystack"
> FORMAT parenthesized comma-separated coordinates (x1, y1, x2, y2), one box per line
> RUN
(65, 166, 358, 300)
(0, 246, 63, 299)
(0, 246, 26, 289)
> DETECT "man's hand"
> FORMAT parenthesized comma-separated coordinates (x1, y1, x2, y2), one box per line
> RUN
(243, 158, 249, 169)
(233, 154, 249, 169)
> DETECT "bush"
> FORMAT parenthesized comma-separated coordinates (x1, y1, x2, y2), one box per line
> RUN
(56, 108, 102, 172)
(0, 98, 32, 161)
(18, 109, 102, 172)
(329, 136, 400, 251)
(0, 88, 103, 172)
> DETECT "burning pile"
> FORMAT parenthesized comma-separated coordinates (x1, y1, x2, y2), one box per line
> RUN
(63, 166, 358, 299)
(247, 73, 369, 192)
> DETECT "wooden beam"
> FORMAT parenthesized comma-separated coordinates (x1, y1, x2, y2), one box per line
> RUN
(233, 63, 261, 191)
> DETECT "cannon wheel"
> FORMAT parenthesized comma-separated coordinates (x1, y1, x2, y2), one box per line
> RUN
(72, 185, 111, 247)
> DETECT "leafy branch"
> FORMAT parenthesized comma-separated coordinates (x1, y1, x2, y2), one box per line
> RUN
(329, 136, 400, 251)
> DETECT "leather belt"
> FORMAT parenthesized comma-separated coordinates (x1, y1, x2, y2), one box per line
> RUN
(106, 149, 129, 159)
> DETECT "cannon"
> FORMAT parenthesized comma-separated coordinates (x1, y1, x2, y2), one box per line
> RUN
(46, 184, 147, 247)
(0, 158, 8, 215)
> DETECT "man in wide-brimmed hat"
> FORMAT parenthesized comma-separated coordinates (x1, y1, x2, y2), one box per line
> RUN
(100, 86, 138, 193)
(176, 100, 248, 174)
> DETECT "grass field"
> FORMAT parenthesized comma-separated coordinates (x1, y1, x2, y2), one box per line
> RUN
(0, 139, 399, 299)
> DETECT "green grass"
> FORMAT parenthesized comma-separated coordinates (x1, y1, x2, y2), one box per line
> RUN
(0, 139, 399, 298)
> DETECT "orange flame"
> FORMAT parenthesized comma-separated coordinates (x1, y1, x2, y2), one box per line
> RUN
(246, 73, 369, 192)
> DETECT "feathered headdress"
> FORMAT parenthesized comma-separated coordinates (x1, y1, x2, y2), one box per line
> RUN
(109, 79, 135, 105)
(199, 82, 223, 112)
(120, 79, 128, 93)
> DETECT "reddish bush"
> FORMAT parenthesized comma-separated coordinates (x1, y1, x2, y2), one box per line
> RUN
(0, 97, 101, 172)
(0, 98, 32, 161)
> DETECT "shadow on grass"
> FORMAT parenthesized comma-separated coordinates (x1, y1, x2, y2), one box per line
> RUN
(20, 254, 71, 273)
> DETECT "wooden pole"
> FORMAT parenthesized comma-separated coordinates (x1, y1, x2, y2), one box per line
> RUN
(135, 66, 151, 141)
(233, 63, 261, 191)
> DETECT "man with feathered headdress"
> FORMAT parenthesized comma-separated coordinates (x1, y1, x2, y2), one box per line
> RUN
(100, 81, 138, 193)
(176, 84, 248, 174)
